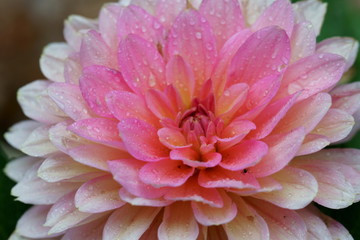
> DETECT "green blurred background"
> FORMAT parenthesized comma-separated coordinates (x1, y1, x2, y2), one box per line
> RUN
(0, 0, 360, 239)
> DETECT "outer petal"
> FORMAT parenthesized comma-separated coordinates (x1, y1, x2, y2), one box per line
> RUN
(17, 80, 67, 124)
(75, 175, 125, 213)
(277, 53, 346, 101)
(293, 0, 327, 36)
(273, 93, 331, 134)
(158, 202, 199, 240)
(252, 0, 294, 37)
(118, 118, 169, 161)
(4, 156, 40, 182)
(191, 191, 237, 226)
(103, 205, 161, 240)
(317, 37, 359, 72)
(297, 206, 332, 240)
(80, 65, 131, 118)
(311, 108, 354, 143)
(253, 166, 318, 209)
(319, 214, 353, 240)
(15, 205, 58, 239)
(199, 0, 245, 50)
(224, 196, 270, 240)
(118, 34, 166, 94)
(248, 198, 307, 240)
(228, 26, 290, 87)
(154, 0, 186, 29)
(290, 21, 316, 63)
(99, 3, 123, 48)
(166, 10, 217, 94)
(249, 127, 306, 177)
(64, 15, 97, 50)
(62, 216, 108, 240)
(119, 188, 173, 207)
(40, 43, 71, 82)
(4, 120, 41, 150)
(21, 125, 58, 157)
(44, 191, 93, 234)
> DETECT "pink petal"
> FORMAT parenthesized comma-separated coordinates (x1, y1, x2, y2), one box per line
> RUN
(69, 118, 124, 149)
(40, 43, 71, 82)
(292, 159, 356, 209)
(297, 206, 332, 240)
(248, 92, 299, 139)
(293, 0, 327, 36)
(80, 65, 131, 117)
(80, 30, 117, 69)
(106, 90, 157, 126)
(277, 53, 346, 101)
(48, 82, 93, 120)
(64, 15, 97, 50)
(237, 74, 282, 120)
(166, 10, 217, 94)
(220, 140, 268, 171)
(216, 83, 248, 120)
(228, 26, 290, 87)
(16, 205, 58, 239)
(119, 188, 173, 207)
(252, 0, 294, 37)
(154, 0, 187, 29)
(118, 118, 169, 161)
(64, 53, 82, 84)
(199, 0, 245, 50)
(290, 21, 316, 63)
(254, 166, 318, 209)
(198, 166, 260, 189)
(212, 29, 252, 98)
(17, 80, 67, 124)
(170, 147, 221, 168)
(230, 177, 282, 196)
(165, 55, 195, 107)
(118, 34, 166, 95)
(249, 127, 306, 178)
(158, 127, 188, 149)
(4, 120, 41, 150)
(103, 205, 161, 240)
(45, 191, 103, 234)
(217, 119, 256, 151)
(139, 160, 194, 187)
(62, 216, 107, 240)
(99, 3, 123, 48)
(164, 176, 223, 207)
(273, 92, 331, 134)
(317, 37, 359, 72)
(145, 89, 177, 119)
(296, 134, 330, 156)
(75, 175, 125, 213)
(312, 108, 354, 143)
(248, 198, 307, 240)
(224, 197, 270, 240)
(108, 159, 168, 199)
(192, 191, 237, 226)
(37, 153, 97, 182)
(117, 5, 165, 45)
(158, 202, 199, 240)
(239, 0, 271, 25)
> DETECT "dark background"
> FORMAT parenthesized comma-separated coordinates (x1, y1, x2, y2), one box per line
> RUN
(0, 0, 360, 239)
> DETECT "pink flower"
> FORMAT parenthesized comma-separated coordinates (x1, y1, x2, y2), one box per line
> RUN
(5, 0, 360, 239)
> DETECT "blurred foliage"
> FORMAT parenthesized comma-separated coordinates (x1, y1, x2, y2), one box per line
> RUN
(1, 0, 360, 239)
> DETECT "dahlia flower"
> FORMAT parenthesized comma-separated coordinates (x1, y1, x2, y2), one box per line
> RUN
(4, 0, 360, 239)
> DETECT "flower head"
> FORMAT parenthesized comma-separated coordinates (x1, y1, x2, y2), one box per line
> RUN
(5, 0, 360, 239)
